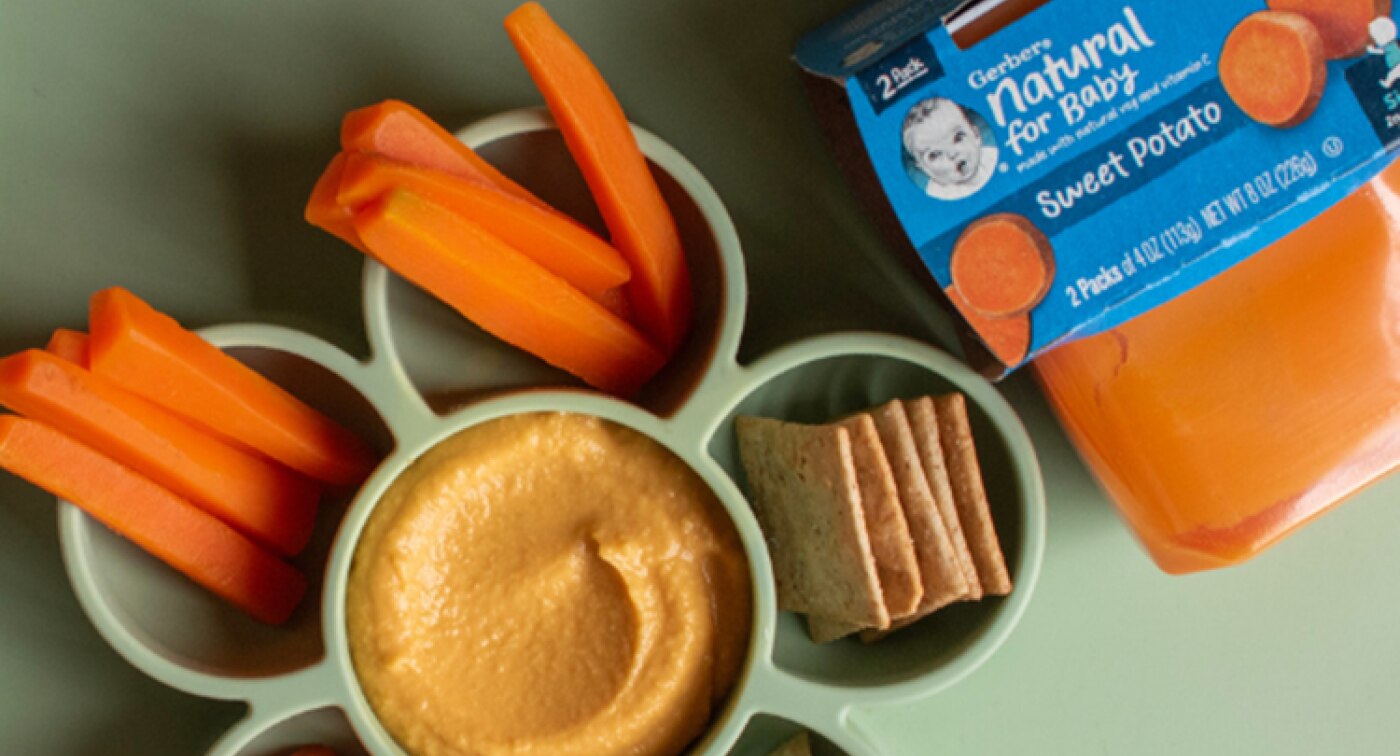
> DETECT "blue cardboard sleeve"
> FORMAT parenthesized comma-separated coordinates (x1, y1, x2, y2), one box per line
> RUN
(797, 0, 1400, 375)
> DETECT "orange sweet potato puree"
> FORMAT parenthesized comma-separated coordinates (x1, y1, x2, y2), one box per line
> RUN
(1035, 163, 1400, 573)
(347, 412, 750, 756)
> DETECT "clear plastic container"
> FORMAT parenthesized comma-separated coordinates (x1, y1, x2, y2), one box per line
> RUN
(1035, 162, 1400, 573)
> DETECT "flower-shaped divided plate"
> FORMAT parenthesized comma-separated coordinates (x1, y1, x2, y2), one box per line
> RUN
(55, 108, 1046, 756)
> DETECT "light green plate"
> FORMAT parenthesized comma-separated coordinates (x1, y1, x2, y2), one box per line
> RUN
(5, 3, 1398, 754)
(56, 109, 1046, 755)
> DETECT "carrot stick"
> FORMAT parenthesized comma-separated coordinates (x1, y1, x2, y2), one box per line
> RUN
(504, 2, 693, 354)
(340, 100, 553, 213)
(950, 213, 1056, 318)
(0, 350, 320, 556)
(0, 415, 306, 624)
(45, 329, 90, 367)
(1267, 0, 1390, 59)
(88, 287, 379, 486)
(1221, 12, 1327, 128)
(597, 284, 634, 321)
(305, 153, 366, 252)
(352, 189, 666, 396)
(946, 286, 1032, 367)
(337, 152, 631, 299)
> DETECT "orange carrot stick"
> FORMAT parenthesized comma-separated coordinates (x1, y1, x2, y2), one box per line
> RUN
(505, 2, 693, 354)
(305, 153, 366, 252)
(88, 287, 379, 486)
(950, 213, 1056, 318)
(1268, 0, 1390, 59)
(45, 329, 90, 367)
(597, 284, 634, 322)
(341, 100, 552, 213)
(337, 152, 631, 299)
(352, 189, 666, 396)
(0, 350, 320, 556)
(0, 415, 306, 624)
(1221, 12, 1327, 128)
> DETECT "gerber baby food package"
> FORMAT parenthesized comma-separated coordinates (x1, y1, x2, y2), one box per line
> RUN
(797, 0, 1400, 376)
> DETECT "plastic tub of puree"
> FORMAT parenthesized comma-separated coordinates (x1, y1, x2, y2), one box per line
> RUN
(54, 108, 1046, 756)
(1035, 161, 1400, 574)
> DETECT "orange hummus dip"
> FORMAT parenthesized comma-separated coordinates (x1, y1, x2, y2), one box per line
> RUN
(347, 412, 751, 756)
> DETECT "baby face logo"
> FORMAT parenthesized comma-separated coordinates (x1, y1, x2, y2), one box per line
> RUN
(902, 98, 1000, 201)
(1369, 17, 1400, 88)
(1345, 14, 1400, 146)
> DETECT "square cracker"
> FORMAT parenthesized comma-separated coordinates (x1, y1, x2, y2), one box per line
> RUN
(869, 400, 970, 612)
(735, 416, 890, 629)
(806, 414, 923, 643)
(934, 393, 1012, 596)
(842, 414, 922, 616)
(907, 396, 983, 600)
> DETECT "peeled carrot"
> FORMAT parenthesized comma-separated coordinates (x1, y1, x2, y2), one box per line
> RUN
(88, 287, 379, 486)
(0, 416, 306, 624)
(597, 284, 634, 321)
(340, 99, 552, 213)
(0, 350, 320, 556)
(337, 152, 631, 300)
(45, 329, 89, 367)
(945, 286, 1032, 367)
(505, 2, 693, 354)
(305, 153, 366, 252)
(950, 213, 1055, 318)
(1221, 12, 1327, 128)
(352, 189, 666, 396)
(1268, 0, 1390, 59)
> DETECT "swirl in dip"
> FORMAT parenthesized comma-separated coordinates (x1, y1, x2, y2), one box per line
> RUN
(347, 412, 752, 756)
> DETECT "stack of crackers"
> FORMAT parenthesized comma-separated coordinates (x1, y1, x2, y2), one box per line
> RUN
(736, 393, 1010, 643)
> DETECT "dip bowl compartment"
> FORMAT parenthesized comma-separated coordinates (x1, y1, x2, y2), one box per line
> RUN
(210, 707, 368, 756)
(56, 109, 1045, 756)
(709, 339, 1042, 698)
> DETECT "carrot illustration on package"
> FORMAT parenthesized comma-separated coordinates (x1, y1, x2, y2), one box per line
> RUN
(940, 213, 1049, 368)
(1268, 0, 1391, 59)
(950, 213, 1056, 319)
(946, 288, 1032, 370)
(0, 416, 306, 625)
(1221, 12, 1327, 128)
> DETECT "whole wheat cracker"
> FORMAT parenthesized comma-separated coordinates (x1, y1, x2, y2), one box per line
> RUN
(907, 396, 983, 600)
(843, 413, 923, 616)
(806, 413, 924, 643)
(735, 416, 890, 629)
(869, 400, 970, 612)
(934, 393, 1012, 595)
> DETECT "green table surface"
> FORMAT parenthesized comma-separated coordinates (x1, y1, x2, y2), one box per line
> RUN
(2, 1, 1397, 754)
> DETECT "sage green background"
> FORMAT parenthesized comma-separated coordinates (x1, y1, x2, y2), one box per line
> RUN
(1, 1, 1395, 754)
